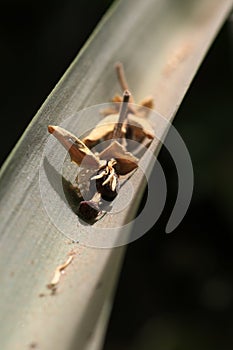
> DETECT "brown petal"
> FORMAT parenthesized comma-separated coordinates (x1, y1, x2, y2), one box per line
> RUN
(138, 96, 154, 109)
(112, 94, 123, 103)
(100, 107, 119, 117)
(48, 125, 100, 168)
(82, 114, 127, 148)
(99, 140, 138, 175)
(127, 114, 155, 140)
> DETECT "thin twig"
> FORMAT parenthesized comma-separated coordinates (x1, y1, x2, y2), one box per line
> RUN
(113, 90, 131, 139)
(115, 62, 129, 91)
(115, 62, 134, 103)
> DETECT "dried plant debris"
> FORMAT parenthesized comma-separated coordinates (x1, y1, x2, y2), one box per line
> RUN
(83, 64, 155, 148)
(48, 63, 154, 222)
(101, 63, 154, 116)
(47, 255, 74, 293)
(48, 124, 138, 221)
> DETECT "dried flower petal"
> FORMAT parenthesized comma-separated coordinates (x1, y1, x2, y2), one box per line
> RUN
(82, 114, 127, 148)
(99, 140, 138, 175)
(91, 169, 108, 180)
(48, 125, 100, 168)
(138, 96, 154, 110)
(112, 94, 123, 103)
(111, 175, 117, 191)
(127, 114, 155, 140)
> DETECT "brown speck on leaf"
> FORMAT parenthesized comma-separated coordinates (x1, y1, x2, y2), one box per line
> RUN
(163, 42, 193, 77)
(50, 286, 57, 296)
(66, 239, 76, 245)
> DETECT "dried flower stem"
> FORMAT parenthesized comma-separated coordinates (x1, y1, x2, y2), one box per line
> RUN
(115, 62, 134, 103)
(115, 62, 129, 91)
(113, 90, 130, 139)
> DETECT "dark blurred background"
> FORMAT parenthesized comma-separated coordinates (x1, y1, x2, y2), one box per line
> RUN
(1, 1, 233, 349)
(0, 0, 113, 166)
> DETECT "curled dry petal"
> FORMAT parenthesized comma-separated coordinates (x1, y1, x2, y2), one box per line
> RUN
(48, 125, 100, 168)
(127, 114, 155, 140)
(91, 169, 108, 180)
(111, 175, 117, 191)
(91, 159, 118, 192)
(138, 96, 154, 110)
(91, 159, 120, 200)
(99, 140, 138, 175)
(82, 114, 127, 148)
(82, 112, 154, 149)
(101, 95, 136, 116)
(112, 95, 123, 103)
(102, 171, 114, 186)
